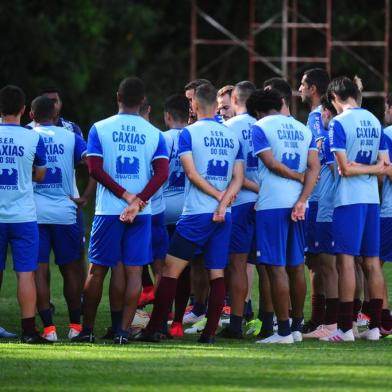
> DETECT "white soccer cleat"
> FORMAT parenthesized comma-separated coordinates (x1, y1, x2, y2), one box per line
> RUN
(183, 312, 205, 325)
(359, 327, 380, 341)
(68, 324, 82, 340)
(302, 324, 337, 339)
(320, 328, 355, 342)
(42, 326, 58, 342)
(292, 331, 303, 342)
(184, 317, 207, 334)
(131, 309, 150, 329)
(256, 333, 294, 344)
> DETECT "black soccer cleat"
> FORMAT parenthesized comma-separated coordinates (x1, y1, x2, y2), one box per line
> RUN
(302, 320, 318, 334)
(132, 329, 161, 343)
(216, 327, 243, 339)
(257, 329, 274, 340)
(71, 331, 95, 343)
(114, 335, 129, 345)
(21, 334, 53, 345)
(197, 335, 215, 344)
(101, 327, 115, 340)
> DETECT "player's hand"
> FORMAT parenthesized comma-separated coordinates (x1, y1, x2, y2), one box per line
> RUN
(215, 190, 225, 202)
(213, 205, 226, 223)
(120, 197, 144, 224)
(122, 191, 136, 205)
(374, 159, 388, 175)
(291, 201, 306, 222)
(298, 172, 305, 184)
(70, 196, 88, 208)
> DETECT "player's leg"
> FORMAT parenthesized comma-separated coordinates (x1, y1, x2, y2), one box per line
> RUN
(255, 264, 274, 338)
(245, 263, 254, 321)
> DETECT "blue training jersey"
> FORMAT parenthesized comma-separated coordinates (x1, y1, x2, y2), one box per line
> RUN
(163, 128, 185, 225)
(225, 113, 258, 206)
(381, 125, 392, 218)
(33, 125, 87, 224)
(252, 113, 317, 211)
(0, 124, 46, 223)
(87, 113, 168, 215)
(329, 107, 387, 207)
(178, 118, 243, 215)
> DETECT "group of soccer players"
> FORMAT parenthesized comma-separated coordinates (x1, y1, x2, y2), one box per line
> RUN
(1, 67, 392, 345)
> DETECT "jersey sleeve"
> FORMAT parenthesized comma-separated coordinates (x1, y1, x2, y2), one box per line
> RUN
(379, 129, 388, 153)
(152, 132, 169, 161)
(87, 125, 103, 157)
(163, 131, 174, 159)
(323, 137, 335, 165)
(74, 134, 88, 165)
(252, 125, 271, 155)
(72, 123, 84, 139)
(33, 135, 47, 167)
(329, 119, 346, 152)
(178, 128, 192, 156)
(308, 134, 318, 152)
(307, 112, 324, 142)
(236, 142, 244, 161)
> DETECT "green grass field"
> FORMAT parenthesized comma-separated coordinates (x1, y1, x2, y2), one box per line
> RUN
(1, 262, 392, 391)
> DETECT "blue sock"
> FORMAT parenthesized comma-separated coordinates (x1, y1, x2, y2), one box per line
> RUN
(291, 317, 303, 332)
(39, 308, 53, 327)
(277, 319, 291, 336)
(229, 314, 243, 333)
(261, 311, 274, 332)
(117, 329, 129, 338)
(192, 302, 206, 316)
(111, 311, 122, 333)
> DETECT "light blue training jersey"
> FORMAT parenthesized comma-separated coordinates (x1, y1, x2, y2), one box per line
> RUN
(329, 108, 387, 207)
(151, 131, 166, 216)
(163, 128, 185, 225)
(0, 124, 46, 223)
(224, 113, 258, 206)
(178, 118, 243, 215)
(33, 125, 87, 224)
(252, 113, 317, 211)
(87, 113, 168, 215)
(381, 125, 392, 218)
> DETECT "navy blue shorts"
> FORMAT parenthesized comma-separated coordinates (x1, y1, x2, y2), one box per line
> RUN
(169, 213, 232, 269)
(305, 201, 318, 253)
(38, 224, 81, 265)
(380, 217, 392, 262)
(88, 215, 152, 267)
(256, 209, 305, 267)
(230, 202, 256, 254)
(314, 222, 334, 255)
(152, 212, 169, 260)
(333, 204, 380, 257)
(0, 222, 39, 272)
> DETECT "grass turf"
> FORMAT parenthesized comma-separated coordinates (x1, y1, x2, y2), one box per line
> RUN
(1, 262, 392, 391)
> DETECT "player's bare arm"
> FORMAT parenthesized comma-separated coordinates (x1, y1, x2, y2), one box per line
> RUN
(335, 151, 386, 177)
(242, 177, 260, 193)
(33, 166, 47, 182)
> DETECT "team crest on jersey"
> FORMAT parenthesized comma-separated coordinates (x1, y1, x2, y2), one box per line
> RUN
(0, 168, 18, 188)
(168, 170, 185, 189)
(35, 167, 63, 189)
(116, 156, 140, 179)
(282, 152, 300, 170)
(206, 159, 229, 178)
(355, 150, 372, 165)
(247, 151, 258, 169)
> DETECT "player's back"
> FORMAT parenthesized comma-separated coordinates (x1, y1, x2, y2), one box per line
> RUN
(88, 113, 166, 215)
(253, 114, 315, 210)
(33, 125, 85, 224)
(180, 118, 241, 215)
(330, 108, 383, 207)
(0, 124, 44, 222)
(225, 113, 257, 206)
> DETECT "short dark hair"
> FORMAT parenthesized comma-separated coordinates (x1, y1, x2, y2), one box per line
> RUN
(327, 76, 358, 103)
(320, 95, 337, 116)
(40, 87, 61, 96)
(31, 96, 56, 122)
(304, 68, 330, 96)
(194, 83, 217, 111)
(0, 85, 25, 116)
(263, 78, 292, 105)
(234, 81, 256, 105)
(246, 89, 283, 118)
(118, 77, 145, 108)
(139, 97, 150, 116)
(387, 93, 392, 108)
(184, 79, 211, 92)
(164, 94, 190, 123)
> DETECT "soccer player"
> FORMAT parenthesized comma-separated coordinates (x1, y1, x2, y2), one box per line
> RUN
(73, 77, 169, 344)
(217, 80, 257, 339)
(0, 85, 48, 343)
(30, 96, 87, 341)
(137, 82, 244, 343)
(303, 96, 339, 338)
(161, 94, 192, 338)
(323, 76, 387, 342)
(299, 68, 330, 333)
(217, 85, 235, 121)
(184, 79, 212, 124)
(379, 92, 392, 335)
(250, 89, 320, 344)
